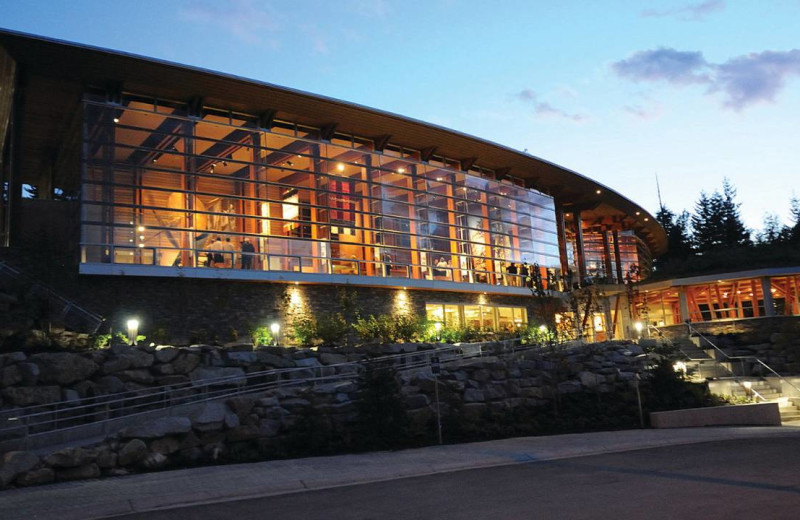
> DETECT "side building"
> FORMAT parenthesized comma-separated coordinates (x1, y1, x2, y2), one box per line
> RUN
(0, 30, 666, 341)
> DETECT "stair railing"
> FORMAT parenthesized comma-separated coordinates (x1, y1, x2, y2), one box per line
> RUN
(686, 322, 800, 397)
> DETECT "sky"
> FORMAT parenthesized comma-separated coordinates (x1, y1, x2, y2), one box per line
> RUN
(2, 0, 799, 233)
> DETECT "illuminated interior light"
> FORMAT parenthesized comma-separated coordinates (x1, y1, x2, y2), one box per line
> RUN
(398, 167, 406, 173)
(137, 226, 145, 232)
(337, 163, 345, 172)
(596, 189, 601, 194)
(138, 243, 144, 248)
(635, 211, 641, 215)
(139, 235, 144, 240)
(113, 117, 120, 123)
(644, 218, 649, 221)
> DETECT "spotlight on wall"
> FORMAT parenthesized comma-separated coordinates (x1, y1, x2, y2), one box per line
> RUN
(126, 318, 140, 346)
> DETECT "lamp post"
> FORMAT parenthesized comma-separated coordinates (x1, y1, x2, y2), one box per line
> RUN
(434, 321, 442, 342)
(126, 318, 139, 346)
(270, 322, 280, 346)
(634, 321, 643, 340)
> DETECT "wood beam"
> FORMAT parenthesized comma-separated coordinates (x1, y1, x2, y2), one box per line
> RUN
(420, 146, 437, 162)
(460, 157, 477, 171)
(373, 134, 391, 152)
(258, 110, 276, 130)
(320, 123, 337, 141)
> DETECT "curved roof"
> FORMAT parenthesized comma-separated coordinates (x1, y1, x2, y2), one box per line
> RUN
(0, 28, 666, 256)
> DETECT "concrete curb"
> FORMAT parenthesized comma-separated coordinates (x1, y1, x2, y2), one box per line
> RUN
(2, 426, 799, 520)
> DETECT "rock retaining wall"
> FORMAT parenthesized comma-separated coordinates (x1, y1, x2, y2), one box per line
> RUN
(0, 340, 647, 489)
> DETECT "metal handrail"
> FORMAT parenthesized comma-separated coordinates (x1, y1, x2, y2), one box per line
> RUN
(1, 338, 553, 444)
(83, 243, 557, 290)
(686, 322, 800, 397)
(0, 260, 105, 333)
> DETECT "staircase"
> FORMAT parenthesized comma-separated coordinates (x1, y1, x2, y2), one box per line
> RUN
(0, 260, 104, 333)
(676, 332, 800, 425)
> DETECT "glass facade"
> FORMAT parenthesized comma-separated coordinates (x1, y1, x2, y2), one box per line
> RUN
(425, 303, 528, 331)
(80, 94, 560, 287)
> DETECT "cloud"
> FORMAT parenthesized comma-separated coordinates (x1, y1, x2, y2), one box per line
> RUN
(181, 0, 279, 44)
(612, 48, 711, 85)
(714, 50, 800, 109)
(513, 90, 587, 122)
(623, 103, 664, 121)
(612, 47, 800, 110)
(640, 0, 725, 21)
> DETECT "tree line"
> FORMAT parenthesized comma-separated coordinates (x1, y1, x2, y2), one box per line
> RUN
(654, 178, 800, 278)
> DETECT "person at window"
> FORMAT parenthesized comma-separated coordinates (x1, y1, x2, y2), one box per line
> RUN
(240, 237, 255, 270)
(520, 263, 530, 288)
(222, 237, 236, 268)
(506, 262, 518, 286)
(210, 236, 225, 268)
(434, 257, 449, 277)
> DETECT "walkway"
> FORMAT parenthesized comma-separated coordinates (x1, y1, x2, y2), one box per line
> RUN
(2, 426, 799, 520)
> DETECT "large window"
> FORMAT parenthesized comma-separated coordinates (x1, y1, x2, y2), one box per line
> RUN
(425, 303, 528, 331)
(81, 93, 560, 286)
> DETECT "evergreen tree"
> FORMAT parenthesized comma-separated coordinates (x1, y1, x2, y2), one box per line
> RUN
(755, 213, 786, 246)
(719, 179, 751, 248)
(691, 179, 750, 253)
(790, 196, 800, 243)
(655, 205, 693, 268)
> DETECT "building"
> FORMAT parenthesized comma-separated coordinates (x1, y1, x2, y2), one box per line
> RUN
(0, 29, 666, 340)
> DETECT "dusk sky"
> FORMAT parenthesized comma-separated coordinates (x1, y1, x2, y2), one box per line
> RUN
(2, 0, 799, 232)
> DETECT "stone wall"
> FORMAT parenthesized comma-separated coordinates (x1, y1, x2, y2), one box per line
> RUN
(0, 340, 647, 489)
(73, 276, 549, 342)
(658, 316, 800, 340)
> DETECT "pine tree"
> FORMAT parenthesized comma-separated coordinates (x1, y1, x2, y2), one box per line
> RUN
(655, 204, 693, 266)
(719, 179, 751, 248)
(756, 213, 786, 246)
(790, 196, 800, 243)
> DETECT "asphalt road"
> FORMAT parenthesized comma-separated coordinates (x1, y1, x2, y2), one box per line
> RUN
(113, 437, 800, 520)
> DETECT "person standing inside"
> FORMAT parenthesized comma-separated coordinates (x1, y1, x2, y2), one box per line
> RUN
(240, 237, 255, 270)
(222, 237, 236, 268)
(210, 236, 224, 268)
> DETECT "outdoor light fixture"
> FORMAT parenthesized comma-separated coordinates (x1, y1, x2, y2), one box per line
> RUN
(126, 318, 140, 346)
(596, 189, 601, 194)
(113, 117, 120, 123)
(634, 322, 643, 333)
(673, 361, 687, 374)
(539, 324, 547, 332)
(270, 322, 280, 346)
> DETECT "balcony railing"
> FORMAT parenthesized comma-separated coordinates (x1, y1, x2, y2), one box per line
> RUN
(81, 244, 567, 291)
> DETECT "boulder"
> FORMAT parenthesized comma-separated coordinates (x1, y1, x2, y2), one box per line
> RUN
(463, 389, 485, 402)
(255, 351, 294, 368)
(95, 376, 126, 394)
(404, 393, 430, 409)
(118, 439, 148, 466)
(189, 402, 228, 432)
(17, 363, 40, 386)
(0, 451, 40, 488)
(0, 365, 23, 387)
(118, 369, 155, 385)
(226, 396, 256, 417)
(320, 352, 348, 365)
(226, 425, 263, 442)
(0, 352, 27, 366)
(140, 452, 168, 470)
(2, 386, 61, 406)
(154, 346, 180, 363)
(119, 416, 192, 439)
(15, 467, 55, 487)
(43, 447, 97, 468)
(189, 366, 246, 386)
(109, 345, 155, 368)
(96, 449, 117, 469)
(578, 371, 602, 388)
(171, 353, 201, 374)
(150, 436, 181, 455)
(56, 463, 101, 481)
(30, 353, 98, 385)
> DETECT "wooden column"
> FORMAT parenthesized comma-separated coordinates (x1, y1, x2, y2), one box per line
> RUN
(601, 229, 613, 282)
(574, 211, 587, 282)
(612, 230, 624, 283)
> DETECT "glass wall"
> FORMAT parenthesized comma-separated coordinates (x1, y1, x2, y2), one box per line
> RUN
(81, 94, 560, 287)
(425, 303, 528, 331)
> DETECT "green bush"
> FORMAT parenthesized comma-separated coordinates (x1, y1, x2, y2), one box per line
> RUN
(292, 316, 317, 347)
(250, 326, 274, 347)
(353, 315, 395, 343)
(315, 313, 350, 346)
(392, 314, 426, 342)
